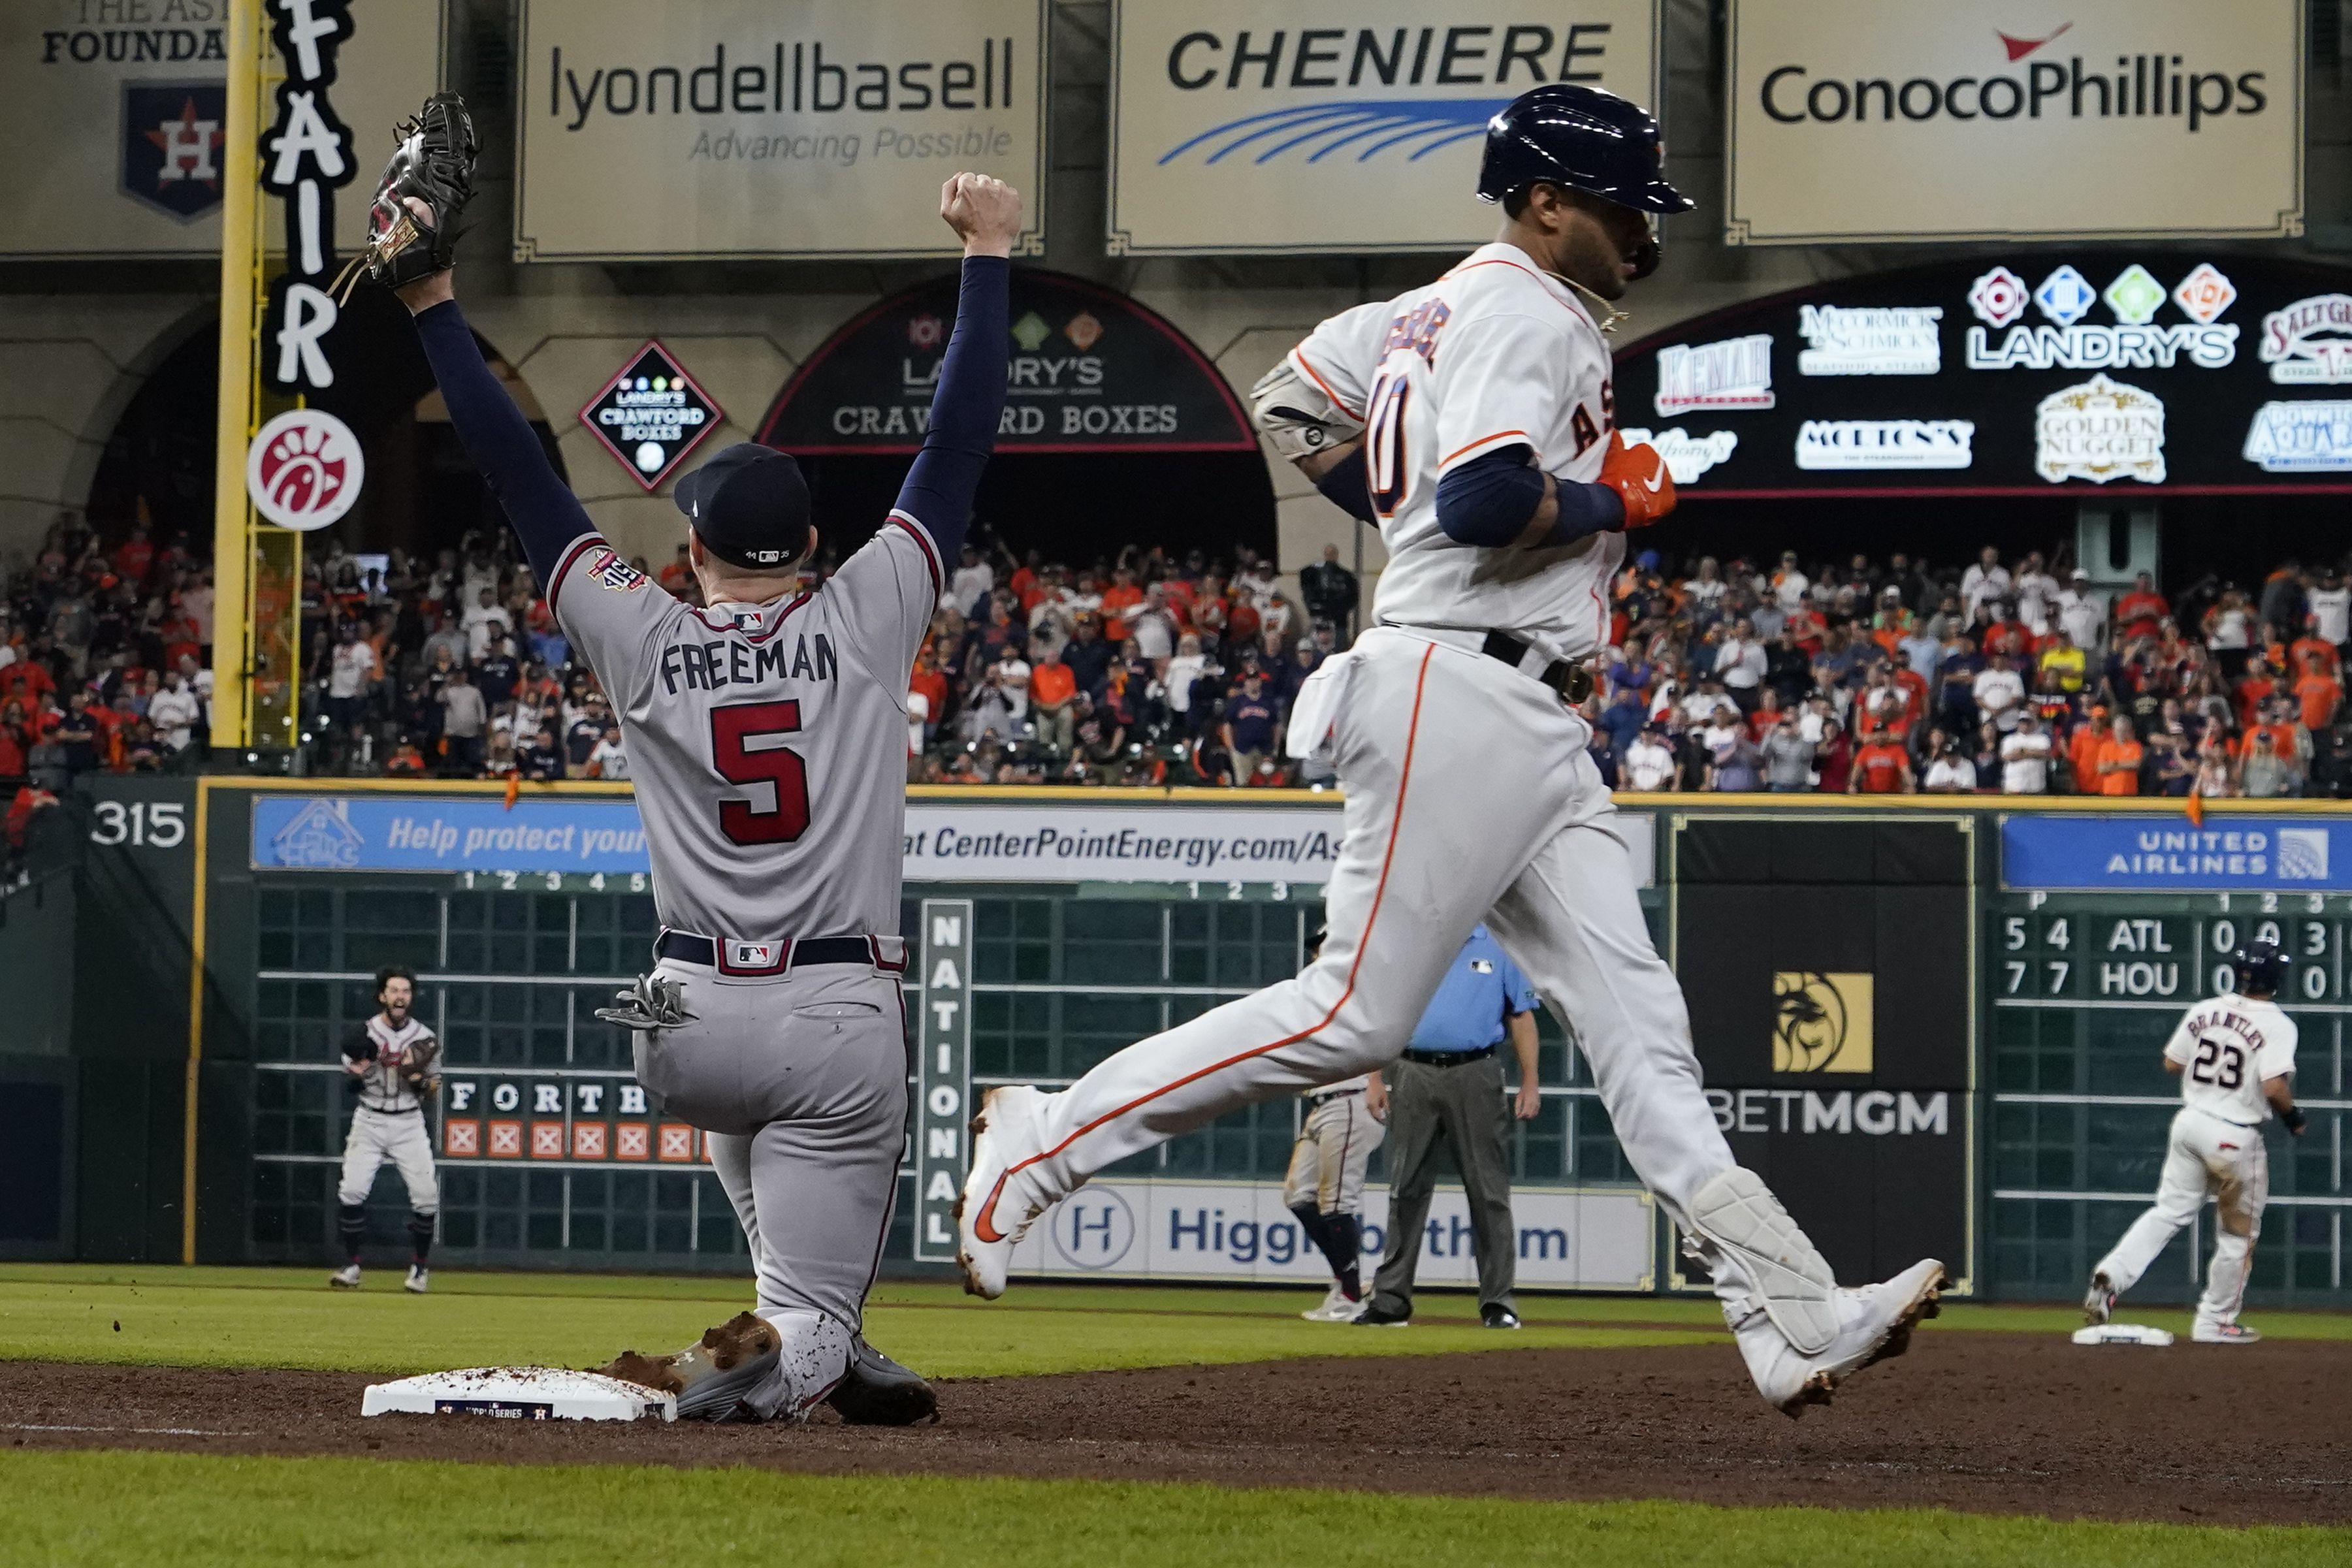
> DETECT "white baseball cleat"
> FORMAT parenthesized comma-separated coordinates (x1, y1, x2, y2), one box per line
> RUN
(329, 1263, 362, 1290)
(1742, 1257, 1946, 1418)
(404, 1266, 430, 1294)
(2192, 1320, 2261, 1345)
(1300, 1284, 1362, 1322)
(954, 1085, 1052, 1299)
(2081, 1270, 2114, 1325)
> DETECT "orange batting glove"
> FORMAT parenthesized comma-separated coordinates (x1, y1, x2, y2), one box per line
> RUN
(1598, 434, 1677, 530)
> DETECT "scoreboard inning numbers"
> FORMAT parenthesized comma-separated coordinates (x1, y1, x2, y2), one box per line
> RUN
(1996, 895, 2348, 1004)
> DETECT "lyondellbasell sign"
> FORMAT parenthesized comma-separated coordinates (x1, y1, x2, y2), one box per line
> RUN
(1725, 0, 2301, 245)
(579, 342, 724, 490)
(1612, 252, 2352, 497)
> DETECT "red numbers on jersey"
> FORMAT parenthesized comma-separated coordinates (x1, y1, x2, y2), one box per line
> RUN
(711, 700, 811, 846)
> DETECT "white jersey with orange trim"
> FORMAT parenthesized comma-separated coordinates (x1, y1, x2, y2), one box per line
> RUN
(545, 514, 941, 945)
(1289, 241, 1624, 657)
(2162, 992, 2297, 1127)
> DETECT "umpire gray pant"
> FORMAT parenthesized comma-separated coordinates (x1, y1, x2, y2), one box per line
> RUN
(632, 958, 908, 1416)
(1368, 1053, 1517, 1316)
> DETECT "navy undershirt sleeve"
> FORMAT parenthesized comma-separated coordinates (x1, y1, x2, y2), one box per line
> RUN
(893, 255, 1010, 564)
(1434, 444, 1623, 548)
(412, 299, 593, 590)
(1312, 446, 1377, 524)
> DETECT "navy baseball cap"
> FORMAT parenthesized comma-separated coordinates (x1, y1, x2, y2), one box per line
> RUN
(672, 443, 812, 571)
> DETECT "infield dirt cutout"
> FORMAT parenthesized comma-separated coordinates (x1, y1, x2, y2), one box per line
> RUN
(7, 1333, 2347, 1525)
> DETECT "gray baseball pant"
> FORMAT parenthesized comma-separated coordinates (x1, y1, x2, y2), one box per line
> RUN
(1368, 1053, 1517, 1316)
(632, 959, 909, 1417)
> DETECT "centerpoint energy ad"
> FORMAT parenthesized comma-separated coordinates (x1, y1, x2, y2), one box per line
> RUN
(515, 0, 1046, 261)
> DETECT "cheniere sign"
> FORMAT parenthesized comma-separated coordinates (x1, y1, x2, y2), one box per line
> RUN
(1726, 0, 2301, 246)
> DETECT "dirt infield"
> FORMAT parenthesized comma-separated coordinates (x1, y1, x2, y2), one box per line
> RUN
(5, 1333, 2347, 1525)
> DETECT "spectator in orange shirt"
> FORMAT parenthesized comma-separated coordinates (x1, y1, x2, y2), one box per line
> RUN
(2232, 659, 2280, 731)
(2294, 660, 2342, 733)
(907, 645, 950, 751)
(1027, 640, 1078, 755)
(2094, 714, 2144, 795)
(1847, 726, 1914, 793)
(2290, 616, 2342, 681)
(2066, 705, 2106, 793)
(1098, 567, 1145, 644)
(655, 543, 693, 598)
(2115, 572, 2168, 641)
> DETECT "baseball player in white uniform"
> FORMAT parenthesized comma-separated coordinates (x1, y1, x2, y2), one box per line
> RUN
(1288, 1072, 1386, 1321)
(376, 99, 1021, 1420)
(330, 965, 441, 1294)
(958, 85, 1945, 1416)
(2085, 939, 2306, 1343)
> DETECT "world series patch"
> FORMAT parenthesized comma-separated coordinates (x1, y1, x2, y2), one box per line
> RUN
(586, 547, 649, 592)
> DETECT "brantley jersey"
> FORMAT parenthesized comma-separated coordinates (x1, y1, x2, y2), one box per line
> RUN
(547, 515, 940, 947)
(2163, 993, 2297, 1126)
(343, 1014, 440, 1115)
(1289, 242, 1624, 657)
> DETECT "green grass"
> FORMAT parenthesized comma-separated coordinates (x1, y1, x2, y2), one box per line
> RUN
(2, 1451, 2338, 1567)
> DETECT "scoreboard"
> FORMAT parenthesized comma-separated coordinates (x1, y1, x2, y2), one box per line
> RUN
(1997, 893, 2351, 1007)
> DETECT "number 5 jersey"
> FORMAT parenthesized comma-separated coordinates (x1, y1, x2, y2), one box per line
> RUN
(2163, 991, 2298, 1125)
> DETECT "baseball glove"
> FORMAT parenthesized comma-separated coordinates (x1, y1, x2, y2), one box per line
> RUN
(397, 1036, 443, 1098)
(355, 91, 478, 293)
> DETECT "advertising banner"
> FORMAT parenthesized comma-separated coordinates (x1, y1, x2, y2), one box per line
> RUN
(1106, 0, 1661, 255)
(2003, 815, 2352, 892)
(1614, 253, 2352, 498)
(1725, 0, 2302, 245)
(1671, 817, 1974, 1292)
(251, 792, 1658, 889)
(1, 0, 443, 258)
(759, 270, 1255, 455)
(514, 0, 1046, 261)
(1007, 1178, 1654, 1291)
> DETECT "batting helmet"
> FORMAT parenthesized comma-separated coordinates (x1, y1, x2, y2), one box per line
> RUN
(2230, 939, 2288, 997)
(1476, 85, 1692, 278)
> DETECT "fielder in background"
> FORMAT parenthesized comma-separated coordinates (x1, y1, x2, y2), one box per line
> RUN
(1355, 926, 1540, 1330)
(1288, 1067, 1385, 1322)
(331, 965, 440, 1294)
(2084, 940, 2306, 1343)
(961, 84, 1946, 1417)
(364, 93, 1017, 1422)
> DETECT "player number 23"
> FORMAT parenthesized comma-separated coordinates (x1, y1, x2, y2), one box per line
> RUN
(2189, 1037, 2246, 1090)
(711, 699, 811, 846)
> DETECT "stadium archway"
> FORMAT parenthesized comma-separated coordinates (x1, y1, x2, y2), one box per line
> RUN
(758, 270, 1274, 572)
(84, 292, 567, 564)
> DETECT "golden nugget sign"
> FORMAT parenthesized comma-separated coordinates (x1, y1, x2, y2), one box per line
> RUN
(515, 0, 1046, 261)
(1108, 0, 1660, 255)
(1726, 0, 2302, 245)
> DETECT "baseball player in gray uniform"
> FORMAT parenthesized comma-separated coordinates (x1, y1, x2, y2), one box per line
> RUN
(1287, 1072, 1385, 1321)
(330, 965, 440, 1294)
(382, 107, 1020, 1420)
(959, 86, 1944, 1417)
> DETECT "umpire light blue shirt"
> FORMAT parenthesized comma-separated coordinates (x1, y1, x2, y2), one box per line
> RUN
(1407, 926, 1539, 1052)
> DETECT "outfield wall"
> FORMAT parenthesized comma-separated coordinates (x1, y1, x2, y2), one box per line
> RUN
(8, 777, 2348, 1308)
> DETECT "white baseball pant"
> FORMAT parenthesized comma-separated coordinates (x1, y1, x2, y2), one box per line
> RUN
(338, 1106, 440, 1213)
(1283, 1090, 1384, 1215)
(2093, 1106, 2270, 1327)
(1005, 626, 1763, 1322)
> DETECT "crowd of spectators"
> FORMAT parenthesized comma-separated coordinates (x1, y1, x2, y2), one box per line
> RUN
(8, 506, 2352, 809)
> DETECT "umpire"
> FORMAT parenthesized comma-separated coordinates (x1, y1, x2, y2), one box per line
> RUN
(1355, 925, 1541, 1329)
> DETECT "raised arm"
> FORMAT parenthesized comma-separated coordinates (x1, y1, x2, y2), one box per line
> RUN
(892, 174, 1020, 564)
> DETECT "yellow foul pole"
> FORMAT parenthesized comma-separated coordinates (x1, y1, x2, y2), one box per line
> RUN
(206, 0, 262, 752)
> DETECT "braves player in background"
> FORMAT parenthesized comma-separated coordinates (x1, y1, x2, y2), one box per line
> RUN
(364, 94, 1018, 1422)
(2084, 940, 2304, 1343)
(1287, 1068, 1385, 1322)
(330, 965, 440, 1294)
(961, 85, 1944, 1416)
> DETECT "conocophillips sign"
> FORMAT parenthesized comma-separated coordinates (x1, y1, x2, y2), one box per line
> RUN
(1726, 0, 2301, 244)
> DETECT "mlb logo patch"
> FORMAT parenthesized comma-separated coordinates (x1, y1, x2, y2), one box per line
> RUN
(530, 1123, 566, 1159)
(2278, 828, 2330, 881)
(443, 1119, 481, 1157)
(121, 84, 227, 221)
(615, 1122, 652, 1160)
(656, 1124, 697, 1162)
(487, 1119, 524, 1157)
(571, 1123, 608, 1160)
(729, 941, 780, 970)
(586, 547, 649, 593)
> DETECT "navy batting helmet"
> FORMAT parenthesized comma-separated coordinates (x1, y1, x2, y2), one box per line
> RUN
(2231, 939, 2288, 997)
(1477, 85, 1691, 276)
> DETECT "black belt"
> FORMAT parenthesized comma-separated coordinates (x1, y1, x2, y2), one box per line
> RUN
(1306, 1085, 1365, 1104)
(1401, 1045, 1496, 1067)
(1482, 630, 1594, 703)
(655, 929, 905, 978)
